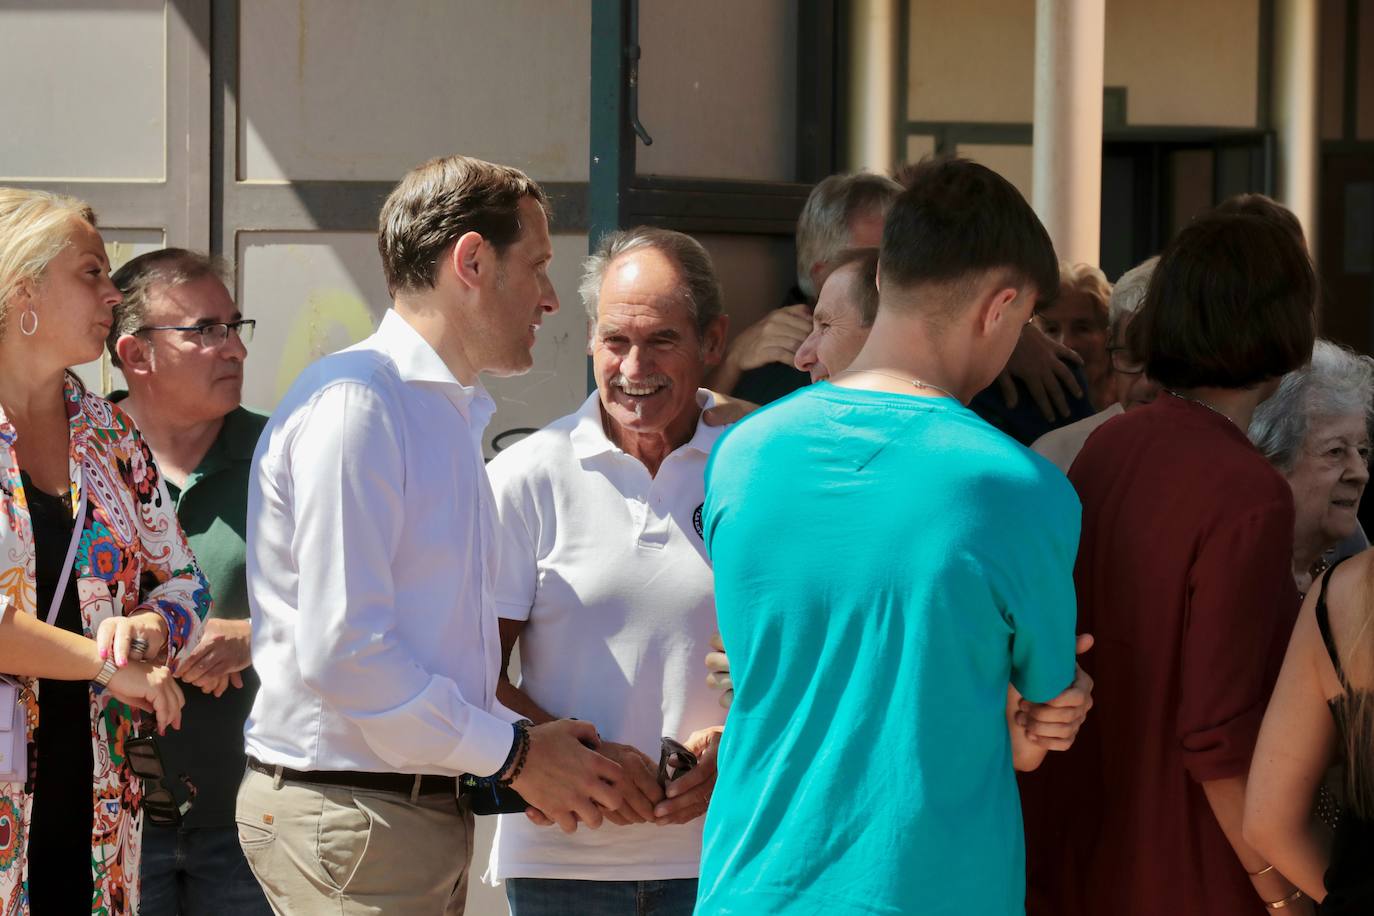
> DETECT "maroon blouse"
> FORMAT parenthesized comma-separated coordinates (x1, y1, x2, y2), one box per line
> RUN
(1021, 393, 1300, 916)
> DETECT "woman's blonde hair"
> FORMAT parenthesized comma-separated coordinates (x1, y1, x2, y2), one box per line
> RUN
(1050, 261, 1111, 326)
(1340, 567, 1374, 818)
(0, 187, 97, 339)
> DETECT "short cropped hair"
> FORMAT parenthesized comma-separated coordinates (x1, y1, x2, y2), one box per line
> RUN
(378, 155, 546, 295)
(796, 172, 901, 301)
(579, 226, 723, 338)
(879, 157, 1058, 317)
(830, 247, 880, 327)
(1107, 256, 1158, 332)
(1249, 340, 1374, 472)
(1040, 262, 1110, 328)
(108, 248, 232, 367)
(1128, 211, 1316, 389)
(0, 187, 96, 340)
(1215, 193, 1306, 250)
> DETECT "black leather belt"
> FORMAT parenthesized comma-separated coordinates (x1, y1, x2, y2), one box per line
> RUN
(247, 756, 458, 796)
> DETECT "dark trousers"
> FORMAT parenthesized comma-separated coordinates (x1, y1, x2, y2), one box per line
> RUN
(141, 822, 272, 916)
(507, 877, 699, 916)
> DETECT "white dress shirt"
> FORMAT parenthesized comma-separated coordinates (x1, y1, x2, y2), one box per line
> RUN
(244, 309, 517, 778)
(487, 390, 728, 881)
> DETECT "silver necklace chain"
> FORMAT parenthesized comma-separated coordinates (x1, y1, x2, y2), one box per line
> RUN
(1165, 389, 1237, 428)
(837, 368, 960, 402)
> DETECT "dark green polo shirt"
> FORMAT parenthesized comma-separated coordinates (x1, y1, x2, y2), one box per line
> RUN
(112, 395, 268, 828)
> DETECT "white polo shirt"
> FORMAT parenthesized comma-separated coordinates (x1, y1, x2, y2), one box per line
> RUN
(487, 390, 728, 882)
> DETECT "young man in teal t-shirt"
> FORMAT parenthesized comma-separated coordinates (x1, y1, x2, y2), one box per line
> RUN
(697, 158, 1081, 916)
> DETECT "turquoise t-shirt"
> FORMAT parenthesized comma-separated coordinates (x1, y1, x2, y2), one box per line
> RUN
(696, 382, 1080, 916)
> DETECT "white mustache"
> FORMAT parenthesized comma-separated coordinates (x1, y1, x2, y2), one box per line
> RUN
(611, 374, 671, 392)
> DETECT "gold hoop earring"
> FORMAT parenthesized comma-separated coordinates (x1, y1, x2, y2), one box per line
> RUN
(19, 310, 38, 337)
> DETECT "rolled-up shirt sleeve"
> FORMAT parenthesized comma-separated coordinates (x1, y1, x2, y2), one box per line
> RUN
(287, 381, 514, 777)
(1178, 497, 1299, 783)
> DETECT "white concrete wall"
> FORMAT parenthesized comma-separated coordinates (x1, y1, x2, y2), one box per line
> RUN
(904, 0, 1263, 200)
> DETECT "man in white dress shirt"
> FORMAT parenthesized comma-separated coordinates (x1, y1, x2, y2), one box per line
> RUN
(237, 155, 626, 915)
(487, 228, 730, 916)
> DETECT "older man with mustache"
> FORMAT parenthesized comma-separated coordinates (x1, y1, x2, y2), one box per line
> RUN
(487, 227, 733, 916)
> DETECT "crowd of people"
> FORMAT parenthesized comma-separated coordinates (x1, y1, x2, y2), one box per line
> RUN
(0, 149, 1367, 916)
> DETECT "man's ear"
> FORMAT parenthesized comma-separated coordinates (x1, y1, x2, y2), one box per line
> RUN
(807, 261, 828, 299)
(700, 315, 730, 367)
(977, 285, 1023, 338)
(113, 334, 152, 376)
(442, 231, 487, 291)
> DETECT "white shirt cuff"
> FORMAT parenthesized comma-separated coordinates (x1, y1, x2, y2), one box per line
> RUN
(444, 709, 517, 778)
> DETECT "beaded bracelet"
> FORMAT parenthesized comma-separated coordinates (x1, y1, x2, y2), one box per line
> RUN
(497, 720, 532, 785)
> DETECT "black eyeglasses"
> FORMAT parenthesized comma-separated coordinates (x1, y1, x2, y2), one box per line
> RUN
(1107, 346, 1145, 375)
(126, 733, 197, 827)
(657, 737, 698, 789)
(137, 319, 256, 347)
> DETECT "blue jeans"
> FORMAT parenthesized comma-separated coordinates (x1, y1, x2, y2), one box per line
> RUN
(141, 823, 273, 916)
(506, 877, 699, 916)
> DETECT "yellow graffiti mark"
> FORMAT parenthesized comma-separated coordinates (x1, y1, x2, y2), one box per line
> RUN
(275, 289, 377, 399)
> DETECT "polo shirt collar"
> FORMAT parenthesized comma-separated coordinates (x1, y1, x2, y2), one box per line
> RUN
(570, 388, 723, 461)
(188, 406, 260, 484)
(374, 309, 495, 426)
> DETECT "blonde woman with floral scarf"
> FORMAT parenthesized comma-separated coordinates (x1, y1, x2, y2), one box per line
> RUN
(0, 188, 208, 915)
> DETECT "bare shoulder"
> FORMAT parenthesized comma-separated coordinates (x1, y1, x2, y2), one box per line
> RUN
(1323, 549, 1374, 687)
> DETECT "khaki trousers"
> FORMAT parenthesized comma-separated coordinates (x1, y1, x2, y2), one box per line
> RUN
(236, 765, 474, 916)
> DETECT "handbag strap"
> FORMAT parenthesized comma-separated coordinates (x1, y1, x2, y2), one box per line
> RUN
(45, 464, 85, 628)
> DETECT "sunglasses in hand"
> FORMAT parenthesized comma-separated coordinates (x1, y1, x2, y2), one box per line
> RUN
(657, 737, 698, 789)
(125, 732, 197, 827)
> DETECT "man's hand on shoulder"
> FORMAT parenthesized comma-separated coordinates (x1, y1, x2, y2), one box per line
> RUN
(176, 617, 253, 692)
(705, 304, 813, 394)
(702, 395, 759, 428)
(511, 718, 626, 833)
(997, 324, 1084, 421)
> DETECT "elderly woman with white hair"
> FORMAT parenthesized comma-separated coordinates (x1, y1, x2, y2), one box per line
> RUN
(1249, 340, 1373, 595)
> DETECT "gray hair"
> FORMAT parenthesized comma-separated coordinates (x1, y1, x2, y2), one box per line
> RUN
(579, 227, 723, 337)
(796, 172, 902, 301)
(108, 248, 232, 367)
(1107, 256, 1158, 332)
(1249, 339, 1374, 471)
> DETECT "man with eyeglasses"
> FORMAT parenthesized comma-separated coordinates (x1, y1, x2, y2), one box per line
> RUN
(107, 248, 271, 916)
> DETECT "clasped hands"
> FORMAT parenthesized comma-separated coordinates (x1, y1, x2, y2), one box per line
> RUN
(518, 721, 721, 833)
(93, 613, 253, 734)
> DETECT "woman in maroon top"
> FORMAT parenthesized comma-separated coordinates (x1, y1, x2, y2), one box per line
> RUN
(1023, 209, 1317, 915)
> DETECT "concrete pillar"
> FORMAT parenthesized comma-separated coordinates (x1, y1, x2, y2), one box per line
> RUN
(1273, 0, 1319, 251)
(1031, 0, 1106, 266)
(846, 0, 900, 174)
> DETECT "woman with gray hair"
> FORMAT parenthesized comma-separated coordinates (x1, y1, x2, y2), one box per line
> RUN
(1250, 340, 1373, 595)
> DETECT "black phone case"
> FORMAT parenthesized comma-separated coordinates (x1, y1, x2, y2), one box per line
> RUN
(461, 777, 529, 816)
